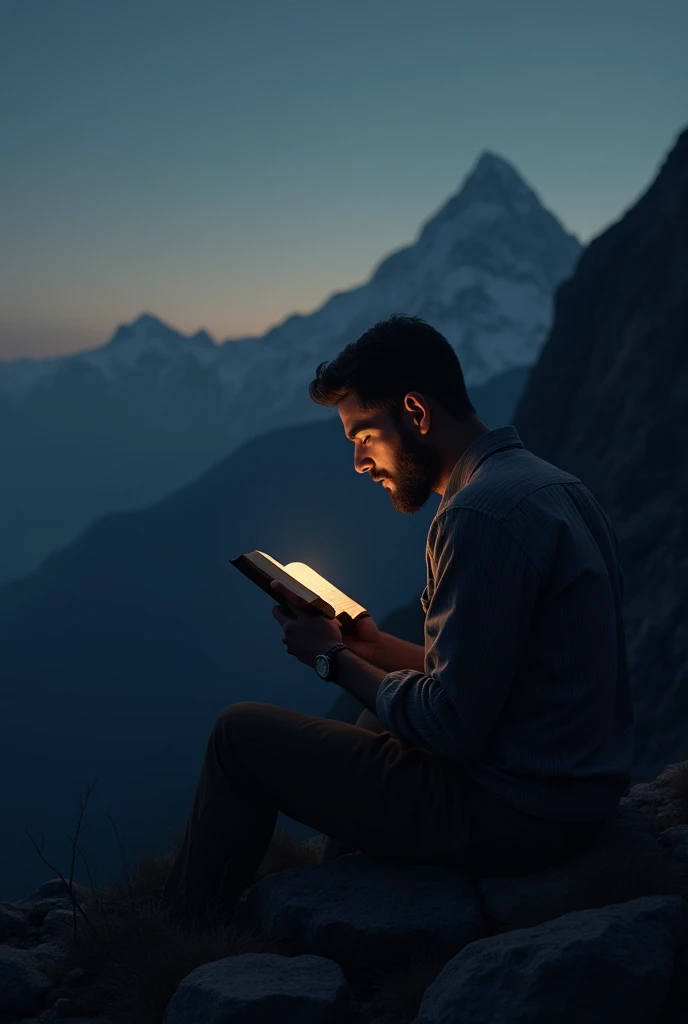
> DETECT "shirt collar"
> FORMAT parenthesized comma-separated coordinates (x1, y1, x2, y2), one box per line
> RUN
(436, 425, 524, 514)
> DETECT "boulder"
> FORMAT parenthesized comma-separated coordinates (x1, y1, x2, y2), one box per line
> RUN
(243, 853, 485, 970)
(413, 895, 688, 1024)
(15, 878, 90, 909)
(163, 952, 350, 1024)
(0, 900, 28, 939)
(0, 946, 51, 1019)
(42, 909, 76, 935)
(622, 762, 688, 833)
(660, 825, 688, 863)
(27, 898, 73, 926)
(478, 805, 680, 931)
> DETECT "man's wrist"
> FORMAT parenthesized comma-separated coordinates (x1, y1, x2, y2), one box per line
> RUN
(326, 643, 352, 682)
(330, 647, 387, 714)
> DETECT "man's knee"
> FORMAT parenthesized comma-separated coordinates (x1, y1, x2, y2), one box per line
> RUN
(213, 701, 272, 737)
(355, 708, 386, 734)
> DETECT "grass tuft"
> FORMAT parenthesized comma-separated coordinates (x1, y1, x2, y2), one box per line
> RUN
(39, 829, 323, 1024)
(363, 939, 456, 1024)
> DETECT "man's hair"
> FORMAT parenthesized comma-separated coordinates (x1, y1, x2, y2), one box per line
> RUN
(308, 314, 476, 420)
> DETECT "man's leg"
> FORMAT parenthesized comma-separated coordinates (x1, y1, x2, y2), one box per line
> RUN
(161, 700, 473, 926)
(319, 708, 385, 863)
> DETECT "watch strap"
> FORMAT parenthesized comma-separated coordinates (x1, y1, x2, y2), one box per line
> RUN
(322, 642, 351, 681)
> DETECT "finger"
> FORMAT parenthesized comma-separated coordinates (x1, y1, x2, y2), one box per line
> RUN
(272, 604, 290, 626)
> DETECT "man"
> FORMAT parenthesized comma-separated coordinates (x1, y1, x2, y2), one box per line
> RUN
(162, 314, 634, 927)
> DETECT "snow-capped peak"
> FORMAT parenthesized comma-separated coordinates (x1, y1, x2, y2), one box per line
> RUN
(0, 148, 581, 405)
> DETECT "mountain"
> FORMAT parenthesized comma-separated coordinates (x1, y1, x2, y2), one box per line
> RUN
(514, 127, 688, 783)
(0, 151, 579, 583)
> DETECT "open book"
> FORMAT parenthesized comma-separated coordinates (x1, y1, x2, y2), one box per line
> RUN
(229, 549, 368, 625)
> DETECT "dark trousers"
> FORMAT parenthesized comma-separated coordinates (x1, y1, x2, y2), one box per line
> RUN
(161, 701, 604, 925)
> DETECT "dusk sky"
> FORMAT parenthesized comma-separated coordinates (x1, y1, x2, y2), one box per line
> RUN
(1, 0, 686, 360)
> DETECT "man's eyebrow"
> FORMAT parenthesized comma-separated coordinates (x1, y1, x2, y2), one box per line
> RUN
(345, 420, 377, 441)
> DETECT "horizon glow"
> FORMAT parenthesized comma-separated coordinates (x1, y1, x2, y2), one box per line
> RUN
(1, 0, 686, 360)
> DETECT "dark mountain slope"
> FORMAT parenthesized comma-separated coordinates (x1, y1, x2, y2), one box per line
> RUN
(515, 127, 688, 781)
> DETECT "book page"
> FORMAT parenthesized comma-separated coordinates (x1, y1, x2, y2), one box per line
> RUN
(246, 551, 325, 608)
(285, 561, 367, 622)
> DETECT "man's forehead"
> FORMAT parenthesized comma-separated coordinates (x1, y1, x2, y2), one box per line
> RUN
(338, 394, 383, 439)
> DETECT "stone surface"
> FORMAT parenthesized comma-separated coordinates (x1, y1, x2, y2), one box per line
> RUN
(244, 853, 485, 970)
(53, 997, 79, 1018)
(27, 899, 73, 926)
(622, 762, 688, 833)
(16, 879, 91, 909)
(30, 940, 70, 969)
(660, 825, 688, 862)
(0, 900, 28, 939)
(42, 909, 76, 935)
(0, 946, 51, 1019)
(163, 952, 350, 1024)
(478, 805, 679, 931)
(414, 895, 688, 1024)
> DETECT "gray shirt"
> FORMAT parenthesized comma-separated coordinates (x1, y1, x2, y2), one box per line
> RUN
(375, 426, 634, 822)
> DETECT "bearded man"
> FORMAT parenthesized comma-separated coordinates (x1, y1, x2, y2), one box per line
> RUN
(162, 314, 634, 927)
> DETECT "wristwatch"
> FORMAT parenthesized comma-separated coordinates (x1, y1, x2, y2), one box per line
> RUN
(314, 642, 351, 682)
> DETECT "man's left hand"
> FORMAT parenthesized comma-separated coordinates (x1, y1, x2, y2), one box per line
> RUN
(270, 580, 344, 668)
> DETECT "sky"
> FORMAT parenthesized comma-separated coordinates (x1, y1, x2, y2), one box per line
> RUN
(1, 0, 686, 360)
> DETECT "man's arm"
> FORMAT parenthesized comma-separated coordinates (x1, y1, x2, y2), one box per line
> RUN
(333, 649, 389, 713)
(374, 507, 541, 761)
(367, 632, 425, 674)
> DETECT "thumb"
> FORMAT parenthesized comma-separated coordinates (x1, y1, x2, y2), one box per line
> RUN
(349, 613, 378, 641)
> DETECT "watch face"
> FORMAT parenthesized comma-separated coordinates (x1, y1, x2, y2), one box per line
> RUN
(315, 654, 329, 680)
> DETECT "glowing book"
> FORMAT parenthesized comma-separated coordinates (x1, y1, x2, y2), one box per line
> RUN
(229, 549, 368, 625)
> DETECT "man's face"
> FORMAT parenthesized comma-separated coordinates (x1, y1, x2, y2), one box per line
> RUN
(338, 392, 443, 515)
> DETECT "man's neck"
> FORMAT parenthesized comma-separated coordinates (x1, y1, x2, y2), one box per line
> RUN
(434, 416, 490, 497)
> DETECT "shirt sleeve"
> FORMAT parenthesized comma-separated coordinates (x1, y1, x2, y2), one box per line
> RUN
(375, 506, 541, 761)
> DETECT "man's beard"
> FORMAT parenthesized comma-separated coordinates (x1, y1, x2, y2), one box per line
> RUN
(382, 419, 443, 515)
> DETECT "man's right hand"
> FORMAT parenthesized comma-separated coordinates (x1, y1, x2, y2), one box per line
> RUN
(340, 613, 382, 665)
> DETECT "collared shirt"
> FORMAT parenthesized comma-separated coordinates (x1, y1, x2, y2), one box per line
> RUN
(375, 426, 635, 822)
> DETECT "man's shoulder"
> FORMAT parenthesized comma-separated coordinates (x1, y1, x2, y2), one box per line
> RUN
(438, 446, 582, 526)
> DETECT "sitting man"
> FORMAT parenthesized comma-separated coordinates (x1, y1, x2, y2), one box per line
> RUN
(162, 313, 634, 926)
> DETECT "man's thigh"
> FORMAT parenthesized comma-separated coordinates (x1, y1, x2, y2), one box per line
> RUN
(215, 700, 471, 863)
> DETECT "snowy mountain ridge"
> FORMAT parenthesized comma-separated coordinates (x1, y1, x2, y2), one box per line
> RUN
(0, 150, 581, 403)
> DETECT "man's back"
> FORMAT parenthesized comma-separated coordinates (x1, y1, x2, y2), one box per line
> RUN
(375, 427, 635, 823)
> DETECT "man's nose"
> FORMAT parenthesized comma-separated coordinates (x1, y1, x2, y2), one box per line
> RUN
(354, 449, 374, 475)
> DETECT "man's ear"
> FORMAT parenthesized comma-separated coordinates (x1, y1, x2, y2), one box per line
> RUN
(404, 392, 431, 434)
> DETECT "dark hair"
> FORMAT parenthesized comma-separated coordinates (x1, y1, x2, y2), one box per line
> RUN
(309, 314, 475, 420)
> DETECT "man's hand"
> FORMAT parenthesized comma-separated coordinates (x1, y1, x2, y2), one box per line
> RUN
(340, 613, 382, 664)
(270, 581, 344, 668)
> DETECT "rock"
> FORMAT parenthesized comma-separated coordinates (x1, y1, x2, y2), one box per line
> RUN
(31, 940, 69, 969)
(0, 900, 28, 939)
(244, 854, 485, 970)
(16, 879, 90, 908)
(64, 966, 87, 985)
(163, 952, 350, 1024)
(660, 825, 688, 862)
(622, 763, 688, 833)
(42, 909, 76, 935)
(0, 946, 51, 1019)
(53, 997, 79, 1018)
(414, 895, 688, 1024)
(45, 987, 62, 1007)
(478, 805, 678, 932)
(28, 899, 73, 925)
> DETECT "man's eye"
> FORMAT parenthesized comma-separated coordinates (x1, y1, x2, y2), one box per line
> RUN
(362, 435, 371, 445)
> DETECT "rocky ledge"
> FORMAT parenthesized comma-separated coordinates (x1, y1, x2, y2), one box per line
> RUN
(3, 764, 688, 1023)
